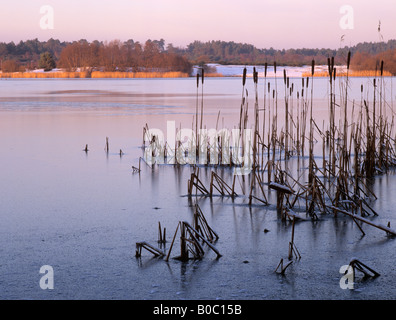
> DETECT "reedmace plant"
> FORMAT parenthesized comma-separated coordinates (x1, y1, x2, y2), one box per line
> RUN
(143, 121, 253, 175)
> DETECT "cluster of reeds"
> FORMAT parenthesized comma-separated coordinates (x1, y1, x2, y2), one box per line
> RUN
(135, 203, 221, 262)
(139, 53, 396, 272)
(141, 55, 396, 201)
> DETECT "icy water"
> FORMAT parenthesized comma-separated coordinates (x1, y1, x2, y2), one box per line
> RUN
(1, 76, 396, 300)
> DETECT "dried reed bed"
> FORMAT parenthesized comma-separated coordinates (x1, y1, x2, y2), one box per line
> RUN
(90, 71, 189, 78)
(302, 69, 392, 77)
(0, 71, 90, 78)
(202, 73, 224, 77)
(0, 71, 190, 79)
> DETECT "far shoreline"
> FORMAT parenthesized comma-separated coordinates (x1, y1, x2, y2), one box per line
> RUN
(0, 70, 191, 79)
(0, 67, 393, 79)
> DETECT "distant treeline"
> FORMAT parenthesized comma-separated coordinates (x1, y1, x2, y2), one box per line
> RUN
(1, 38, 396, 75)
(0, 38, 192, 74)
(350, 50, 396, 75)
(178, 40, 396, 71)
(57, 39, 192, 74)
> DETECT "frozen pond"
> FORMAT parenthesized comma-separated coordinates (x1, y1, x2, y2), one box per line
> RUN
(0, 75, 395, 300)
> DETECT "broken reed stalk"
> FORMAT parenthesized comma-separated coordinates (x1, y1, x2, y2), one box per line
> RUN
(166, 221, 221, 262)
(200, 68, 204, 132)
(275, 258, 293, 275)
(269, 181, 294, 212)
(341, 52, 351, 175)
(253, 67, 259, 166)
(249, 170, 268, 205)
(287, 215, 301, 260)
(308, 60, 315, 188)
(210, 171, 237, 198)
(239, 67, 247, 132)
(183, 221, 222, 259)
(274, 61, 278, 150)
(328, 205, 396, 236)
(284, 69, 289, 159)
(196, 72, 200, 152)
(135, 241, 165, 258)
(165, 222, 180, 262)
(188, 169, 210, 196)
(105, 137, 109, 153)
(261, 62, 268, 168)
(349, 259, 380, 278)
(328, 56, 336, 175)
(193, 204, 219, 242)
(158, 221, 166, 244)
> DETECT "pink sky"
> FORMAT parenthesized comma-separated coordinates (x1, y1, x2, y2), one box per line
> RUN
(0, 0, 394, 49)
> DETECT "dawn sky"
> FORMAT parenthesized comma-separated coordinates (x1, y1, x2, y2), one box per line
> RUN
(0, 0, 394, 49)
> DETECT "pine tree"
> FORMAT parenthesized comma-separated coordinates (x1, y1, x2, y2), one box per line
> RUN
(38, 52, 56, 71)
